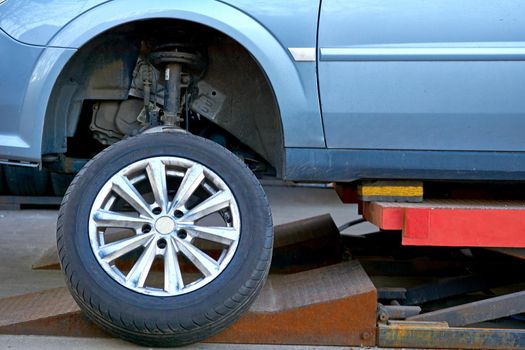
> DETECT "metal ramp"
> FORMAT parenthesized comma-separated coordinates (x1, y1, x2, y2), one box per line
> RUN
(209, 261, 376, 346)
(0, 262, 377, 347)
(0, 288, 106, 338)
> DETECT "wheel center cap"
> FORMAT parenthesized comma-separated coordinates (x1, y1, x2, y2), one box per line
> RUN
(155, 216, 176, 235)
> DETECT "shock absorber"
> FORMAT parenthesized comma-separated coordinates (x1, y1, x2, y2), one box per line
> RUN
(149, 49, 204, 127)
(163, 62, 183, 126)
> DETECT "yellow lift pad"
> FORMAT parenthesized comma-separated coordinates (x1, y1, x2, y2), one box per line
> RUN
(358, 181, 423, 203)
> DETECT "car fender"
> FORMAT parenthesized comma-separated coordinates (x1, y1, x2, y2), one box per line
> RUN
(19, 0, 324, 163)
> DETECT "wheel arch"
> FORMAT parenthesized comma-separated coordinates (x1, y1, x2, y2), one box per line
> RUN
(25, 0, 324, 175)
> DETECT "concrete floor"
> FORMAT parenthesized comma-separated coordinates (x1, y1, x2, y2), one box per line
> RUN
(0, 185, 377, 349)
(0, 335, 360, 350)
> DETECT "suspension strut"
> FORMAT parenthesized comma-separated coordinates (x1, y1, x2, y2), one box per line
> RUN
(149, 50, 204, 127)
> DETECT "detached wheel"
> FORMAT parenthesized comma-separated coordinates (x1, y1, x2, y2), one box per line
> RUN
(57, 132, 273, 346)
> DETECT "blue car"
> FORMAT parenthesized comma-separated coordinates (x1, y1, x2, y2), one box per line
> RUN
(1, 0, 524, 346)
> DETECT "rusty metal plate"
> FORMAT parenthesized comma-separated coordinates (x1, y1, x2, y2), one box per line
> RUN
(271, 214, 343, 273)
(208, 261, 377, 346)
(379, 321, 525, 349)
(0, 288, 78, 327)
(0, 287, 108, 338)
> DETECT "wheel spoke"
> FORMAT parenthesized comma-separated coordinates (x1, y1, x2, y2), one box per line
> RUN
(182, 225, 239, 245)
(126, 238, 157, 288)
(98, 232, 154, 263)
(164, 237, 184, 293)
(175, 237, 219, 277)
(112, 175, 153, 218)
(93, 209, 151, 229)
(146, 159, 168, 211)
(181, 191, 232, 222)
(169, 164, 204, 211)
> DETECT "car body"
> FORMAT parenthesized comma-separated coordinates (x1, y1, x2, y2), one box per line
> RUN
(1, 0, 525, 182)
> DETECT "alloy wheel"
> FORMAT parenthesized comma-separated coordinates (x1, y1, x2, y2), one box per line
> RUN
(88, 156, 241, 296)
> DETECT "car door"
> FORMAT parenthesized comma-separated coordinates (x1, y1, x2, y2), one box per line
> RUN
(318, 0, 525, 151)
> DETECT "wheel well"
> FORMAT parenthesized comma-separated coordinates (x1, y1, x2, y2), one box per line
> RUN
(43, 19, 284, 176)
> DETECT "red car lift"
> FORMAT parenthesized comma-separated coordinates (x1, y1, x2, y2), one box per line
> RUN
(362, 200, 525, 248)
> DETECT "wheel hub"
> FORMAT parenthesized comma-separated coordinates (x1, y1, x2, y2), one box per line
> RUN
(155, 216, 175, 235)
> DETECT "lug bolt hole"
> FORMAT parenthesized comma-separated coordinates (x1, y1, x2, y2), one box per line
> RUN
(157, 238, 167, 249)
(174, 210, 184, 218)
(142, 224, 152, 233)
(177, 229, 187, 239)
(152, 207, 162, 215)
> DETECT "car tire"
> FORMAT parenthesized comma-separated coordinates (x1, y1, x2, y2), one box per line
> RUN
(57, 132, 273, 347)
(4, 165, 49, 196)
